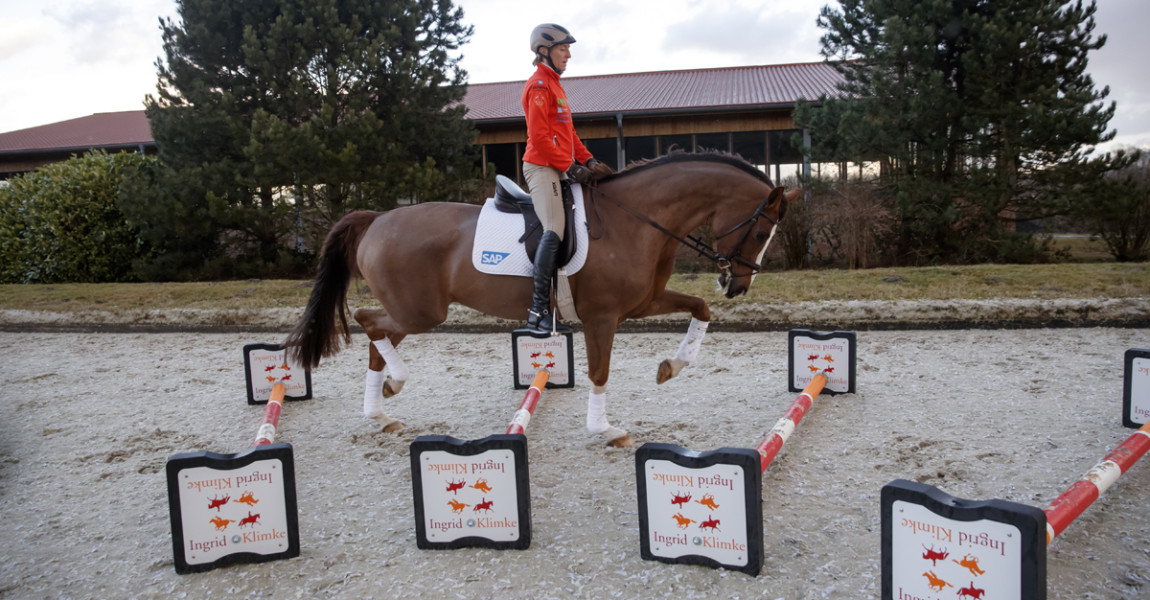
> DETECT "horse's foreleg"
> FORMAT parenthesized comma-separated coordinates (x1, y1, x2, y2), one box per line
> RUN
(658, 317, 710, 384)
(633, 290, 712, 384)
(583, 318, 632, 447)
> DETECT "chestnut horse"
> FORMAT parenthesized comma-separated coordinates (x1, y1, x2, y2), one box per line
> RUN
(285, 151, 795, 446)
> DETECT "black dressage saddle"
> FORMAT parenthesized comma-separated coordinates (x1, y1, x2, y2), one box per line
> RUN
(492, 174, 578, 266)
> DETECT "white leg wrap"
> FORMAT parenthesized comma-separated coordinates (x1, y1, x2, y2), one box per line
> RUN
(674, 318, 709, 364)
(587, 391, 610, 434)
(372, 337, 408, 383)
(363, 369, 386, 417)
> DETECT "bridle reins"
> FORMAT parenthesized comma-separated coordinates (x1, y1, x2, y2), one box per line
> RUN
(586, 183, 779, 279)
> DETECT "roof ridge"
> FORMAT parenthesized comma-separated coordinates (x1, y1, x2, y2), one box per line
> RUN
(467, 61, 831, 87)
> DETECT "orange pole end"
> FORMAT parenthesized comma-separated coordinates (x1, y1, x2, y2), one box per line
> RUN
(269, 382, 286, 405)
(531, 369, 550, 390)
(802, 372, 827, 399)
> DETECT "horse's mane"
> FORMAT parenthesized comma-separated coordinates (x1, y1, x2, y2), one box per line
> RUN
(599, 149, 774, 187)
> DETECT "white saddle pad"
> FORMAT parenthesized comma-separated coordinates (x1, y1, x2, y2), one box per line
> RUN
(471, 183, 589, 277)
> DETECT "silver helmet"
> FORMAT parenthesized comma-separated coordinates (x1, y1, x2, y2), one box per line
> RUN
(529, 23, 576, 55)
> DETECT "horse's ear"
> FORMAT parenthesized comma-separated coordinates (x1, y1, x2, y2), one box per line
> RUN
(768, 186, 791, 221)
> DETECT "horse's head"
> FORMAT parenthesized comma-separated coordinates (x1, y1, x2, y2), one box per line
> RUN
(714, 186, 797, 298)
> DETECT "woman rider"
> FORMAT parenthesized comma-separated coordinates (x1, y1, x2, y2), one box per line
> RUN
(522, 23, 614, 333)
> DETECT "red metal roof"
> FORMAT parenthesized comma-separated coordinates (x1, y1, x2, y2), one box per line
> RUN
(0, 63, 844, 153)
(462, 62, 845, 121)
(0, 110, 153, 154)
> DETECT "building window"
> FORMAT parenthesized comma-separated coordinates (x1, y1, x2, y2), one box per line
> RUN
(485, 143, 521, 182)
(732, 131, 767, 167)
(584, 138, 618, 170)
(768, 130, 804, 165)
(694, 132, 730, 153)
(659, 134, 692, 154)
(625, 136, 657, 165)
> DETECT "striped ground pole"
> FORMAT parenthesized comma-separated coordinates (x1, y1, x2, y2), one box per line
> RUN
(1043, 420, 1150, 544)
(507, 370, 550, 435)
(253, 383, 287, 446)
(756, 373, 828, 473)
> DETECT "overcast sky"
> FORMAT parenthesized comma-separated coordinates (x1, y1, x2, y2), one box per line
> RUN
(1, 0, 1146, 152)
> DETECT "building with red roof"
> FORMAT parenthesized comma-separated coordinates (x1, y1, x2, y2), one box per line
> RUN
(0, 111, 155, 177)
(0, 62, 843, 181)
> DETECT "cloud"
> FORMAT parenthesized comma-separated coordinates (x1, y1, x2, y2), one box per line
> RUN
(0, 22, 49, 61)
(44, 0, 168, 65)
(661, 2, 823, 65)
(1087, 0, 1150, 150)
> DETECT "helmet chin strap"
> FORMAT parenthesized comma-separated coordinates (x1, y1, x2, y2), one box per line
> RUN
(538, 49, 563, 75)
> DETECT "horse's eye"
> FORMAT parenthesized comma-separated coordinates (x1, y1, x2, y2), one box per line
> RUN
(755, 231, 769, 242)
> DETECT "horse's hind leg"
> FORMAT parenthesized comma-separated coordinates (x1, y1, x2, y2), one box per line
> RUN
(369, 335, 409, 398)
(357, 308, 407, 432)
(583, 318, 633, 447)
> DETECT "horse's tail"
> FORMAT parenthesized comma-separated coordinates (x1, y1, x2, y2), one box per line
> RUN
(285, 211, 379, 370)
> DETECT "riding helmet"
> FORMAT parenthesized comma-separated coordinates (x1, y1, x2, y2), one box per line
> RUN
(530, 23, 576, 55)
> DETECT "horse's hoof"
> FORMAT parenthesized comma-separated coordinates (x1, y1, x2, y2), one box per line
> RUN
(382, 377, 405, 398)
(595, 426, 633, 447)
(367, 412, 403, 433)
(608, 434, 634, 448)
(656, 359, 673, 384)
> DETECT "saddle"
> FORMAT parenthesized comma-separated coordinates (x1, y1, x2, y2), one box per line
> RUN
(493, 174, 578, 266)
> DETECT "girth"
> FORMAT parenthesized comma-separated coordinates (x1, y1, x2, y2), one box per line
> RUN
(493, 174, 577, 266)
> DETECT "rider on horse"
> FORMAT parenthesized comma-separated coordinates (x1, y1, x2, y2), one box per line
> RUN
(522, 23, 614, 333)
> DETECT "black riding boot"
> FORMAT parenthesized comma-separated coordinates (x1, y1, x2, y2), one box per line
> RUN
(526, 230, 561, 333)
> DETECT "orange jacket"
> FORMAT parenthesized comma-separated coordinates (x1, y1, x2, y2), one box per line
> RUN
(521, 63, 593, 171)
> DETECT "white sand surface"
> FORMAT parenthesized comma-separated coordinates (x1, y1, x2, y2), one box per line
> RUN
(1, 327, 1148, 599)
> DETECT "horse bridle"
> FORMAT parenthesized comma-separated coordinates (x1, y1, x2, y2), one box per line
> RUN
(589, 185, 779, 279)
(711, 194, 779, 278)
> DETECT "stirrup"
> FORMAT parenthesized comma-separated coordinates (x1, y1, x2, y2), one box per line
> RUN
(526, 308, 548, 333)
(541, 312, 572, 333)
(526, 311, 570, 335)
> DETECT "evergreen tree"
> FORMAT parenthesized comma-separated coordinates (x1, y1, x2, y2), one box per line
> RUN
(144, 0, 477, 277)
(796, 0, 1134, 264)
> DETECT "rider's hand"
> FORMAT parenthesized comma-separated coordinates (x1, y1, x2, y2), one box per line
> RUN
(566, 163, 593, 184)
(586, 158, 615, 179)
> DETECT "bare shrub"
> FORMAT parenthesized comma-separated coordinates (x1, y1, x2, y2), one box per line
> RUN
(812, 180, 897, 268)
(768, 177, 896, 269)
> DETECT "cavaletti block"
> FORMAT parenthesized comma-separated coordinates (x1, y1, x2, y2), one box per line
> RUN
(511, 328, 574, 389)
(1122, 348, 1150, 428)
(883, 417, 1150, 599)
(410, 370, 549, 550)
(165, 343, 310, 574)
(788, 329, 856, 394)
(635, 372, 833, 576)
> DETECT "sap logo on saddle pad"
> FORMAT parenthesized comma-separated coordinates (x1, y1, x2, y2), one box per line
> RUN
(481, 251, 510, 266)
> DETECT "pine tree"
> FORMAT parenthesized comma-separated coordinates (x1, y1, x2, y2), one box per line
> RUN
(796, 0, 1134, 264)
(144, 0, 477, 276)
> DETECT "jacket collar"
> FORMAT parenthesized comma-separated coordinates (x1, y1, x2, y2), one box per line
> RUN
(534, 63, 561, 81)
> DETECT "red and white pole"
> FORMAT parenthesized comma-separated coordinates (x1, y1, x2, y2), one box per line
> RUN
(254, 383, 287, 446)
(1043, 420, 1150, 544)
(756, 373, 828, 474)
(507, 370, 549, 435)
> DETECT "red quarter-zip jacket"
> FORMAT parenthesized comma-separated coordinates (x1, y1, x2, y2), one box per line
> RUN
(521, 63, 593, 171)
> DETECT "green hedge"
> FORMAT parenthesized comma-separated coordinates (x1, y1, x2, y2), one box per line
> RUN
(0, 151, 157, 283)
